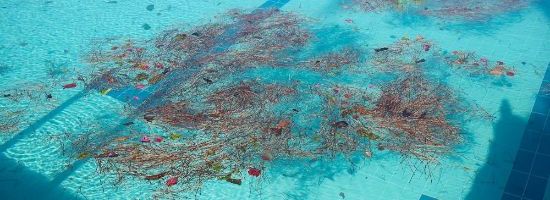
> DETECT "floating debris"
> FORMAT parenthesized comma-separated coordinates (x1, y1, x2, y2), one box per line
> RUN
(332, 121, 349, 128)
(63, 83, 77, 89)
(415, 58, 426, 64)
(203, 78, 213, 84)
(122, 121, 134, 126)
(347, 0, 532, 21)
(374, 47, 388, 52)
(142, 23, 151, 30)
(68, 8, 497, 198)
(165, 177, 178, 186)
(145, 172, 167, 180)
(225, 177, 242, 185)
(168, 133, 182, 140)
(140, 136, 151, 143)
(77, 152, 90, 159)
(100, 88, 112, 95)
(248, 168, 261, 177)
(96, 151, 118, 158)
(143, 114, 155, 122)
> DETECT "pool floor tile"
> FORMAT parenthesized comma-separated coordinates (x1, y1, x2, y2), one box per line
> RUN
(524, 176, 548, 200)
(531, 154, 550, 178)
(513, 150, 536, 173)
(532, 97, 550, 115)
(520, 130, 542, 152)
(527, 113, 547, 132)
(505, 171, 529, 196)
(543, 119, 550, 135)
(502, 193, 522, 200)
(539, 135, 550, 155)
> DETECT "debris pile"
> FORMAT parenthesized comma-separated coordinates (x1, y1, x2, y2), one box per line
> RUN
(347, 0, 531, 21)
(0, 8, 511, 198)
(420, 0, 531, 21)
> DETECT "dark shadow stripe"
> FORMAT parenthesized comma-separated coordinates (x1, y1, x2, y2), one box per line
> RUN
(502, 63, 550, 200)
(0, 91, 87, 153)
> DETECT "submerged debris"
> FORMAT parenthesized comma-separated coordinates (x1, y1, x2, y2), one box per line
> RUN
(332, 121, 349, 128)
(374, 47, 388, 52)
(339, 192, 346, 199)
(142, 23, 151, 30)
(166, 177, 178, 186)
(248, 168, 261, 177)
(347, 0, 532, 21)
(3, 7, 505, 199)
(63, 83, 77, 89)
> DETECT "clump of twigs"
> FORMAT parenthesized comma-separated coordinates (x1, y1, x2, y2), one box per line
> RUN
(369, 37, 516, 78)
(84, 8, 311, 94)
(346, 0, 531, 21)
(445, 50, 516, 77)
(0, 109, 23, 134)
(313, 73, 490, 162)
(0, 83, 56, 136)
(370, 36, 436, 73)
(92, 79, 315, 196)
(0, 83, 51, 103)
(63, 7, 500, 198)
(345, 0, 399, 12)
(419, 0, 531, 21)
(303, 48, 361, 72)
(358, 75, 464, 161)
(144, 81, 296, 130)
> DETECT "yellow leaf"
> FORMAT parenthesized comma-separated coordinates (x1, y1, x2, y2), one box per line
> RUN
(77, 152, 90, 159)
(100, 88, 112, 95)
(169, 133, 182, 140)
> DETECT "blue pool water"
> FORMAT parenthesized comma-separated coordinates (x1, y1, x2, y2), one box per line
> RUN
(0, 0, 549, 200)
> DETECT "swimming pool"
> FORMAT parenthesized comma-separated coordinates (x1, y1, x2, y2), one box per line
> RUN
(0, 0, 549, 199)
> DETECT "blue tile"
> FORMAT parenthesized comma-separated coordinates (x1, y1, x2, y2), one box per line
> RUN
(505, 171, 529, 196)
(544, 117, 550, 135)
(540, 86, 550, 99)
(521, 130, 542, 152)
(527, 113, 547, 132)
(513, 150, 536, 173)
(531, 154, 550, 178)
(502, 193, 521, 200)
(532, 97, 550, 115)
(539, 135, 550, 155)
(419, 194, 437, 200)
(524, 176, 548, 200)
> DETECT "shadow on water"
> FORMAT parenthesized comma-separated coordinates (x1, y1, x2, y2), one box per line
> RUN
(0, 154, 78, 200)
(534, 0, 550, 21)
(266, 156, 355, 200)
(465, 99, 527, 200)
